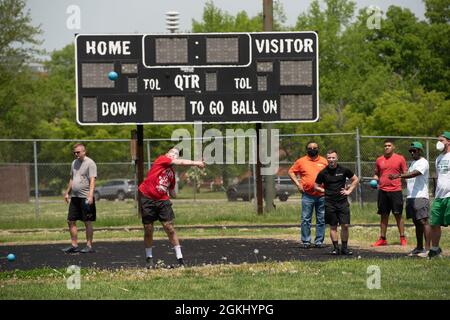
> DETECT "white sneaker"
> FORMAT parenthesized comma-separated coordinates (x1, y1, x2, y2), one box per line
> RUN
(417, 250, 429, 258)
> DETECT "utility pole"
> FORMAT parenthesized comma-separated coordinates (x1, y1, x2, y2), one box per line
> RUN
(263, 0, 275, 213)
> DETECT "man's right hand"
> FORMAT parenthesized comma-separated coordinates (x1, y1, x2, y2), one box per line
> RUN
(296, 184, 304, 193)
(64, 193, 69, 203)
(197, 160, 206, 169)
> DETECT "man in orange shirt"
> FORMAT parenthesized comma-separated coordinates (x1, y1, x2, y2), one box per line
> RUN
(289, 142, 328, 248)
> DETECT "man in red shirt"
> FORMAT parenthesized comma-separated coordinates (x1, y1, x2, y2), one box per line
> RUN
(372, 139, 408, 246)
(139, 147, 205, 269)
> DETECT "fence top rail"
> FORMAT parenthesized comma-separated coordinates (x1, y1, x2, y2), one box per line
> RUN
(0, 132, 355, 143)
(1, 133, 440, 142)
(278, 132, 355, 137)
(361, 135, 438, 140)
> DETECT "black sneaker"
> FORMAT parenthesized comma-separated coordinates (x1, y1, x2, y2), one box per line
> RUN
(314, 243, 325, 248)
(146, 257, 155, 269)
(302, 243, 311, 249)
(62, 246, 80, 254)
(408, 247, 425, 257)
(341, 248, 353, 255)
(428, 247, 442, 259)
(177, 258, 185, 267)
(331, 248, 340, 255)
(80, 246, 95, 253)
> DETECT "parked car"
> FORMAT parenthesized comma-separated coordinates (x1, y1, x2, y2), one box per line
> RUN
(226, 176, 297, 202)
(94, 179, 136, 201)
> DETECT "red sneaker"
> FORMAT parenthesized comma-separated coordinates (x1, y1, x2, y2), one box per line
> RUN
(400, 236, 407, 246)
(372, 238, 388, 247)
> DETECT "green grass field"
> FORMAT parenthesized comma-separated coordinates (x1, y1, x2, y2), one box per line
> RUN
(1, 258, 448, 299)
(0, 197, 381, 230)
(1, 196, 449, 300)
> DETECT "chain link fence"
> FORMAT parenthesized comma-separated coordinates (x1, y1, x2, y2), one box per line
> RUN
(0, 130, 441, 217)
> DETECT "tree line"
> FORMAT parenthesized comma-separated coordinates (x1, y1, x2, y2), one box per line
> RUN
(0, 0, 448, 170)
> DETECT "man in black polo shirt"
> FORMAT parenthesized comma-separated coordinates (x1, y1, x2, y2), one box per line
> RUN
(315, 150, 359, 255)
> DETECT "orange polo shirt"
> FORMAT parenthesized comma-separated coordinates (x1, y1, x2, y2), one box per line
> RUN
(289, 155, 328, 196)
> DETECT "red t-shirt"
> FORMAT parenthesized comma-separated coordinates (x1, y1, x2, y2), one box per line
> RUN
(138, 155, 175, 200)
(375, 153, 407, 192)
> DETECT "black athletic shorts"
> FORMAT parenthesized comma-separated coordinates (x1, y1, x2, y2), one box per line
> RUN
(406, 198, 429, 221)
(377, 190, 403, 215)
(68, 197, 96, 222)
(140, 193, 175, 224)
(325, 199, 350, 226)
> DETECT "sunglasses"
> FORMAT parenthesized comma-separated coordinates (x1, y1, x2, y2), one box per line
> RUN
(307, 147, 318, 150)
(73, 151, 81, 155)
(409, 149, 419, 153)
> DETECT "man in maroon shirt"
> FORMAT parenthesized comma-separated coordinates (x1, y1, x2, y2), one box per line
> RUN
(372, 139, 408, 247)
(139, 147, 205, 269)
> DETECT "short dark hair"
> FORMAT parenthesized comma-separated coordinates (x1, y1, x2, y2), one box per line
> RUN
(73, 143, 86, 150)
(326, 149, 338, 155)
(383, 139, 395, 145)
(305, 141, 319, 149)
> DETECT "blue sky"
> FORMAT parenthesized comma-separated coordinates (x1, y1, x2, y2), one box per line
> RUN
(25, 0, 426, 54)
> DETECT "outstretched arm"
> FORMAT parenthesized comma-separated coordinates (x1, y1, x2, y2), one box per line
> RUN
(171, 158, 205, 168)
(389, 170, 421, 180)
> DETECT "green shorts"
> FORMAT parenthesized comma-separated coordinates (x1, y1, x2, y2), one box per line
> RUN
(430, 197, 450, 227)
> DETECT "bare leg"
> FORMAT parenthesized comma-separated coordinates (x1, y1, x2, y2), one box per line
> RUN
(68, 221, 78, 247)
(162, 221, 180, 246)
(330, 226, 339, 242)
(341, 224, 349, 242)
(144, 223, 154, 248)
(380, 214, 389, 238)
(394, 214, 405, 237)
(84, 221, 94, 247)
(414, 220, 424, 249)
(430, 225, 442, 248)
(423, 221, 431, 250)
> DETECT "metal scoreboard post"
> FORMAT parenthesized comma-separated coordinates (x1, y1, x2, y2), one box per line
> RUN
(75, 32, 318, 125)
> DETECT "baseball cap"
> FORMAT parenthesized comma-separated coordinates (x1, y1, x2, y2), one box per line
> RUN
(409, 141, 423, 151)
(440, 131, 450, 140)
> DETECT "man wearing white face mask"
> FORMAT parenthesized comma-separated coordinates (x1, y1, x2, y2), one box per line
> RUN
(428, 131, 450, 258)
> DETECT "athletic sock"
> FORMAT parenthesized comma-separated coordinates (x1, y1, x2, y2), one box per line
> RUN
(145, 247, 153, 258)
(174, 245, 183, 259)
(332, 241, 339, 250)
(431, 246, 440, 251)
(342, 241, 348, 250)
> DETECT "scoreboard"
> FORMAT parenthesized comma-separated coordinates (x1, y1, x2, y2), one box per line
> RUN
(75, 32, 318, 125)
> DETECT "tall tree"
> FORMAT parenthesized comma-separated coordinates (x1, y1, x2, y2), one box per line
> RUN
(192, 0, 286, 32)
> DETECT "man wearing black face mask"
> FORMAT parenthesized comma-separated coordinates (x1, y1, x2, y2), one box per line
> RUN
(289, 142, 328, 248)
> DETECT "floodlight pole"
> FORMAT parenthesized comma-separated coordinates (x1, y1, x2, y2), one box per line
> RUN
(167, 11, 180, 196)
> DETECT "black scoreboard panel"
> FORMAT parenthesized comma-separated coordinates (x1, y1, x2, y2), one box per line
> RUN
(75, 32, 318, 125)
